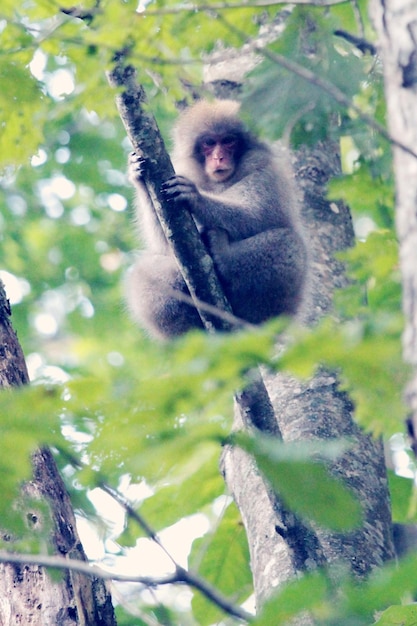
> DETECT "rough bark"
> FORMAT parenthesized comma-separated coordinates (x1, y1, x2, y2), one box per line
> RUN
(370, 0, 417, 448)
(221, 142, 395, 613)
(0, 282, 116, 626)
(108, 58, 233, 334)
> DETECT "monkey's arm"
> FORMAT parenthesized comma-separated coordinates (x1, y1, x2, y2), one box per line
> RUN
(162, 171, 289, 241)
(129, 152, 169, 252)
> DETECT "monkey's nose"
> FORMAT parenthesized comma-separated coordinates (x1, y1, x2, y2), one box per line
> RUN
(212, 147, 224, 161)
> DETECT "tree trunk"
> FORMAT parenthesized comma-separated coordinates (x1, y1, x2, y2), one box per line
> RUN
(0, 282, 116, 626)
(370, 0, 417, 447)
(221, 141, 395, 613)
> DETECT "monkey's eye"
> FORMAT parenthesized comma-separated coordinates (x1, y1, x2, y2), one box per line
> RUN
(201, 137, 217, 149)
(221, 135, 237, 147)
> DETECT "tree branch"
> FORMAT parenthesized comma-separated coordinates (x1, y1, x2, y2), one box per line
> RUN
(107, 55, 234, 334)
(0, 551, 253, 623)
(138, 0, 350, 16)
(29, 457, 255, 623)
(334, 29, 376, 55)
(217, 15, 417, 161)
(99, 483, 177, 568)
(97, 485, 256, 621)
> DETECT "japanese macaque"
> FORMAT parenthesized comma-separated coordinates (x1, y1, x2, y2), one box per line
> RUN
(126, 99, 307, 339)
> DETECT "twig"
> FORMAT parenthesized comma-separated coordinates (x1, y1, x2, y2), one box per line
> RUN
(165, 286, 254, 331)
(138, 0, 350, 16)
(0, 479, 255, 623)
(0, 550, 253, 622)
(99, 482, 255, 621)
(99, 482, 177, 567)
(98, 484, 256, 620)
(334, 29, 376, 55)
(218, 15, 417, 161)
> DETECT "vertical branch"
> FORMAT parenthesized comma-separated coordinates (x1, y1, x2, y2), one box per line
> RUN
(107, 56, 233, 333)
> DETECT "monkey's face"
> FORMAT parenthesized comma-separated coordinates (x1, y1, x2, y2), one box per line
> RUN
(198, 133, 238, 183)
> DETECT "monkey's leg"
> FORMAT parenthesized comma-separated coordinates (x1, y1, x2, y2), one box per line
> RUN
(125, 253, 204, 339)
(214, 229, 307, 324)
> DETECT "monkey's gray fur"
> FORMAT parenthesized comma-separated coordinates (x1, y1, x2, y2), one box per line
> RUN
(125, 99, 307, 339)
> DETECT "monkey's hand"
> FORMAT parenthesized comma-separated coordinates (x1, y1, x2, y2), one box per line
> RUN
(161, 175, 200, 207)
(128, 151, 147, 185)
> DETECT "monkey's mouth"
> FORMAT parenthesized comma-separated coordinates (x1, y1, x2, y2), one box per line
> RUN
(213, 168, 232, 180)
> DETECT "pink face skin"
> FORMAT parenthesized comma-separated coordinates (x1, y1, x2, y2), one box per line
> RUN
(200, 135, 237, 182)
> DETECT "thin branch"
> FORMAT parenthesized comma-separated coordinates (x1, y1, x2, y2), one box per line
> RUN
(334, 29, 376, 55)
(218, 15, 417, 161)
(0, 551, 253, 622)
(0, 549, 162, 584)
(99, 482, 253, 621)
(99, 483, 176, 568)
(139, 0, 350, 16)
(350, 0, 366, 38)
(180, 566, 253, 622)
(165, 286, 255, 331)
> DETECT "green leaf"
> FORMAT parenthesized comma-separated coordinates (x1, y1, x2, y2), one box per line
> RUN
(0, 385, 63, 531)
(388, 471, 417, 524)
(245, 6, 369, 145)
(254, 570, 329, 626)
(329, 166, 394, 227)
(190, 501, 252, 625)
(279, 314, 408, 436)
(373, 604, 417, 625)
(237, 434, 362, 530)
(342, 554, 417, 619)
(119, 453, 224, 542)
(0, 60, 46, 166)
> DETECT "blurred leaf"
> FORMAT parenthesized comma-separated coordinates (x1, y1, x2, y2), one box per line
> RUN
(256, 555, 417, 625)
(245, 6, 371, 145)
(135, 453, 224, 534)
(254, 570, 329, 626)
(190, 501, 252, 625)
(388, 471, 417, 524)
(115, 602, 178, 626)
(0, 385, 63, 531)
(329, 166, 394, 227)
(341, 554, 417, 620)
(0, 60, 47, 166)
(373, 604, 417, 625)
(237, 433, 362, 530)
(279, 313, 407, 435)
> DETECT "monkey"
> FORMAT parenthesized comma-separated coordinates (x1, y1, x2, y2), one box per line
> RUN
(125, 99, 307, 340)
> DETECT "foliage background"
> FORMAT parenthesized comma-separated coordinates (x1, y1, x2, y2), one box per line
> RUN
(0, 1, 416, 624)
